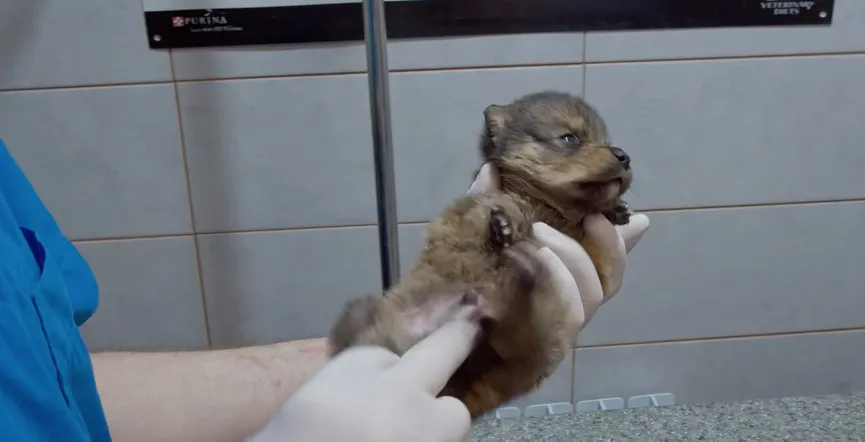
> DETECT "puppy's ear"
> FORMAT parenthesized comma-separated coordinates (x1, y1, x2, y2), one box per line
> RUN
(484, 104, 509, 139)
(481, 104, 510, 160)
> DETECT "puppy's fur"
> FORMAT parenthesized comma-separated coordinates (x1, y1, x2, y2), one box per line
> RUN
(328, 91, 633, 418)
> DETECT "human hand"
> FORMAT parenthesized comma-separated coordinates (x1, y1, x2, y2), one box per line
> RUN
(247, 310, 482, 442)
(467, 163, 650, 340)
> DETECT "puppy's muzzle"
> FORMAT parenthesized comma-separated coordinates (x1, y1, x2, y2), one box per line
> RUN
(610, 147, 631, 171)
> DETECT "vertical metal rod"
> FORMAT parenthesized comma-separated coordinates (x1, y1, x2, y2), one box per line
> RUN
(362, 0, 400, 290)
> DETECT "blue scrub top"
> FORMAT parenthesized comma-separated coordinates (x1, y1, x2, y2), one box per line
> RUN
(0, 137, 112, 441)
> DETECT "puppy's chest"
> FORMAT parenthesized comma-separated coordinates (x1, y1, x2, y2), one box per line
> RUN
(422, 246, 500, 280)
(534, 211, 586, 242)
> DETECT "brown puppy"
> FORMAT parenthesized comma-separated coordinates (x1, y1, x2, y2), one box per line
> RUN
(328, 91, 633, 418)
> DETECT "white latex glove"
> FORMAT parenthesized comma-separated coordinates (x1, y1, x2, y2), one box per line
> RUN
(468, 163, 650, 339)
(248, 310, 482, 442)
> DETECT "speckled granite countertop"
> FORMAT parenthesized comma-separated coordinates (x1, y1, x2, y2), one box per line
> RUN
(469, 392, 865, 441)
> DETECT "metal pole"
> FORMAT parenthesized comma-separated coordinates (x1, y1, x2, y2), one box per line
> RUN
(362, 0, 400, 290)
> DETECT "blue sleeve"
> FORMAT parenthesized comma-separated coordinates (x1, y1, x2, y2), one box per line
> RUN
(0, 137, 99, 325)
(0, 137, 112, 442)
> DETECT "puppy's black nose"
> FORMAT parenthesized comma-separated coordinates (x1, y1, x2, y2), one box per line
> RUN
(611, 147, 630, 170)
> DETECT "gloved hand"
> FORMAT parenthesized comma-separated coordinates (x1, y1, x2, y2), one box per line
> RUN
(467, 162, 650, 341)
(247, 309, 482, 442)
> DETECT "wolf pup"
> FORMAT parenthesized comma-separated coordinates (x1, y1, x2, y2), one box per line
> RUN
(328, 91, 633, 418)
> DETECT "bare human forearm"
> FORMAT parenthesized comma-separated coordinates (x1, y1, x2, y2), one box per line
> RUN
(90, 338, 329, 442)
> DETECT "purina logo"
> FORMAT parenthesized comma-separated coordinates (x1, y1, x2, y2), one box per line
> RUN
(171, 13, 228, 27)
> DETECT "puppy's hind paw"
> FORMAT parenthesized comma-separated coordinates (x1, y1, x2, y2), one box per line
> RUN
(489, 206, 514, 249)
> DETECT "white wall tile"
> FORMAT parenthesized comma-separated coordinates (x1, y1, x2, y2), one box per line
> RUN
(0, 85, 193, 240)
(575, 330, 865, 405)
(77, 237, 208, 351)
(580, 202, 865, 346)
(585, 0, 865, 62)
(178, 76, 378, 232)
(584, 55, 865, 210)
(170, 34, 582, 81)
(0, 0, 171, 90)
(197, 227, 382, 347)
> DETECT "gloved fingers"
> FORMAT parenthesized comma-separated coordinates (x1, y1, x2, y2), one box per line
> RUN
(326, 346, 400, 376)
(533, 222, 602, 326)
(391, 310, 481, 395)
(583, 214, 628, 298)
(466, 163, 499, 195)
(429, 396, 473, 441)
(534, 246, 586, 340)
(614, 212, 650, 253)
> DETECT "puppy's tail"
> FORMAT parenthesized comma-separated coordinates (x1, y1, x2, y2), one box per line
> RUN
(327, 294, 384, 357)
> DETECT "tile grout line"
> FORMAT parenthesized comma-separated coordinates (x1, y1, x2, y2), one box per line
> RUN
(582, 49, 865, 66)
(69, 221, 420, 243)
(0, 79, 175, 94)
(68, 197, 865, 243)
(569, 349, 576, 404)
(574, 30, 585, 404)
(575, 325, 865, 350)
(638, 197, 865, 214)
(581, 32, 587, 98)
(2, 50, 864, 93)
(72, 232, 194, 244)
(169, 51, 214, 349)
(175, 49, 865, 81)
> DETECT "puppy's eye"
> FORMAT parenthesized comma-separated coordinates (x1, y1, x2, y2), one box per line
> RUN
(559, 133, 580, 144)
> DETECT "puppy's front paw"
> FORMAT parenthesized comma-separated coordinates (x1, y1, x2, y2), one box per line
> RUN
(489, 206, 514, 248)
(605, 200, 633, 226)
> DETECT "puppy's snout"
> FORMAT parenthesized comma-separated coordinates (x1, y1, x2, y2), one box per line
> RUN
(610, 147, 630, 170)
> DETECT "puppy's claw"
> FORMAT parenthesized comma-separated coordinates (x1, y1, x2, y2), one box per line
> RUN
(489, 207, 514, 248)
(606, 201, 632, 226)
(460, 289, 479, 306)
(458, 288, 492, 324)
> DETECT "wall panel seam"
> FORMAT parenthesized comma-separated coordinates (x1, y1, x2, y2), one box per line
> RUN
(581, 31, 587, 98)
(2, 49, 863, 93)
(169, 53, 214, 348)
(68, 196, 865, 243)
(576, 326, 865, 350)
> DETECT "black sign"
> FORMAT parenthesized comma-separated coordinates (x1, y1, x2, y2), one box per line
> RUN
(145, 0, 835, 49)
